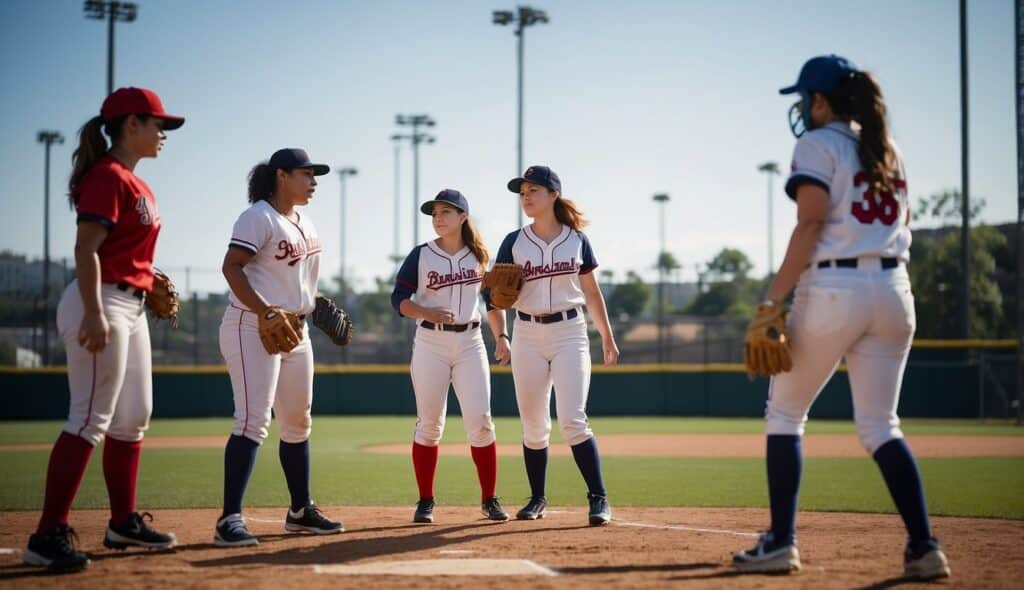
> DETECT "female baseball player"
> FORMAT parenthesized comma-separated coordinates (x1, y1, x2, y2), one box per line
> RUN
(485, 166, 619, 526)
(24, 88, 183, 573)
(733, 55, 950, 580)
(391, 189, 508, 524)
(213, 148, 343, 547)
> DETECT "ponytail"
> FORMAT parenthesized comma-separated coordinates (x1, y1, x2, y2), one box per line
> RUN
(827, 71, 897, 192)
(68, 116, 108, 207)
(247, 163, 277, 203)
(67, 113, 149, 207)
(461, 216, 489, 269)
(553, 195, 588, 230)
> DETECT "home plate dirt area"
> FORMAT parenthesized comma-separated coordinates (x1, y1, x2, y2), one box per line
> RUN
(0, 506, 1021, 589)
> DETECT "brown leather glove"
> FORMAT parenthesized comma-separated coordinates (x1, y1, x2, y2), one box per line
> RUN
(743, 302, 793, 379)
(482, 263, 524, 309)
(258, 306, 302, 355)
(146, 270, 180, 327)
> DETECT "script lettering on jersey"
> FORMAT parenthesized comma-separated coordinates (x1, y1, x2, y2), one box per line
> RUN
(426, 267, 481, 290)
(276, 234, 322, 267)
(522, 258, 577, 281)
(135, 195, 154, 226)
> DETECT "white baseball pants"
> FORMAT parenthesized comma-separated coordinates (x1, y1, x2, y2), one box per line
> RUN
(766, 259, 915, 453)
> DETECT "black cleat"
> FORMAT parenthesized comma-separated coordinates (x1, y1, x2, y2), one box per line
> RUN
(413, 499, 435, 523)
(214, 513, 258, 547)
(481, 497, 510, 521)
(103, 512, 177, 550)
(285, 502, 344, 534)
(515, 496, 547, 520)
(587, 493, 611, 526)
(24, 524, 90, 573)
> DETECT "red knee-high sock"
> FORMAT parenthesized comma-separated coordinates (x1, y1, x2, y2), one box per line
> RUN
(411, 442, 439, 501)
(470, 442, 498, 502)
(103, 436, 142, 527)
(37, 432, 94, 534)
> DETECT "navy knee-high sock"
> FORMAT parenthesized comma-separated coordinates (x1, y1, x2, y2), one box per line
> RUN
(570, 438, 607, 496)
(873, 438, 933, 543)
(766, 435, 802, 546)
(223, 434, 260, 518)
(279, 439, 311, 512)
(523, 445, 548, 498)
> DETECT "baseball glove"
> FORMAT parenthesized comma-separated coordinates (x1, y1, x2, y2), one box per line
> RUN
(311, 295, 354, 346)
(743, 302, 793, 379)
(482, 263, 524, 310)
(258, 306, 303, 355)
(146, 269, 179, 327)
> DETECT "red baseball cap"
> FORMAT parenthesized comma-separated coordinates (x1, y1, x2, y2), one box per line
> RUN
(100, 87, 185, 130)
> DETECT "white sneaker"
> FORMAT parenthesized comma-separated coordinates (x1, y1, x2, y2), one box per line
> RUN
(733, 532, 801, 573)
(904, 547, 951, 580)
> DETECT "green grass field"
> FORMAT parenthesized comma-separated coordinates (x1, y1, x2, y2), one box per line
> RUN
(1, 417, 1022, 519)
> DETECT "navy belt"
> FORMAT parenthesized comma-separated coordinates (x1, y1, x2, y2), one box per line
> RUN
(115, 282, 145, 300)
(817, 257, 899, 270)
(517, 308, 579, 324)
(420, 321, 480, 332)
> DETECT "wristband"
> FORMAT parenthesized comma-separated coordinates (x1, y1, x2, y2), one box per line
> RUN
(499, 333, 511, 342)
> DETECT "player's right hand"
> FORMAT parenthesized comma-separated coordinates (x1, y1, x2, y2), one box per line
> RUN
(494, 337, 511, 366)
(425, 307, 455, 324)
(79, 311, 110, 353)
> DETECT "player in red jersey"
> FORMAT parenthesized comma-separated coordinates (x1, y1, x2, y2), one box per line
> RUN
(23, 88, 184, 573)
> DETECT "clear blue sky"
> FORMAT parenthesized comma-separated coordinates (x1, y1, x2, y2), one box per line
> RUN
(0, 0, 1017, 295)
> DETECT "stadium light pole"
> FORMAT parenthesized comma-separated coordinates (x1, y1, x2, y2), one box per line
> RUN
(394, 114, 436, 249)
(758, 162, 781, 277)
(959, 0, 971, 339)
(38, 130, 65, 366)
(653, 193, 670, 363)
(1014, 0, 1023, 424)
(83, 1, 138, 95)
(493, 5, 549, 227)
(337, 167, 358, 302)
(389, 135, 403, 266)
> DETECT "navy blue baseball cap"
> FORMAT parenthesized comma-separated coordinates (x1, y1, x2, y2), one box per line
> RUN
(507, 165, 561, 193)
(779, 55, 858, 95)
(421, 189, 469, 215)
(268, 148, 330, 176)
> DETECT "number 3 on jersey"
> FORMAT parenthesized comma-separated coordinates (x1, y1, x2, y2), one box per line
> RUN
(850, 171, 906, 226)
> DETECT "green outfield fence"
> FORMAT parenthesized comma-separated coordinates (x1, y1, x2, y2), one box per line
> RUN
(0, 340, 1017, 421)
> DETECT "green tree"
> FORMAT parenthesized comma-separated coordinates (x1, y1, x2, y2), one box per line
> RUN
(910, 225, 1005, 338)
(685, 248, 763, 318)
(606, 271, 650, 319)
(704, 248, 753, 282)
(912, 190, 986, 224)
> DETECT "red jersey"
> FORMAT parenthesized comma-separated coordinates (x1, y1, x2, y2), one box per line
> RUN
(76, 154, 161, 291)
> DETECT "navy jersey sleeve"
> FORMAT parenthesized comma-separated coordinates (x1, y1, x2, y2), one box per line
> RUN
(482, 230, 520, 311)
(391, 245, 422, 316)
(578, 231, 598, 275)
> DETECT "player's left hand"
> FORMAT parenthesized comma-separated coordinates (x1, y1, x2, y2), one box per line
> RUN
(602, 338, 619, 365)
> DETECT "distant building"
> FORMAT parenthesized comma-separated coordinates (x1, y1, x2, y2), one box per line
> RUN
(0, 251, 72, 298)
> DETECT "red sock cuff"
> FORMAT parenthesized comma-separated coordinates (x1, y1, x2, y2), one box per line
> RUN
(412, 442, 439, 501)
(37, 432, 95, 534)
(470, 442, 498, 502)
(103, 436, 143, 527)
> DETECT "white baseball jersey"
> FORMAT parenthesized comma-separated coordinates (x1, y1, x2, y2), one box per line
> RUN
(487, 225, 598, 316)
(227, 200, 322, 315)
(392, 241, 484, 324)
(785, 121, 911, 262)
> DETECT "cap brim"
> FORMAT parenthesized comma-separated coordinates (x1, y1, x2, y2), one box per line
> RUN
(157, 115, 185, 130)
(420, 201, 465, 215)
(778, 84, 799, 95)
(507, 178, 525, 193)
(308, 164, 330, 176)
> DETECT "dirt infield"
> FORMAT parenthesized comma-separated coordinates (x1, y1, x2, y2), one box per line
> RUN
(0, 506, 1020, 589)
(363, 433, 1024, 457)
(5, 433, 1023, 457)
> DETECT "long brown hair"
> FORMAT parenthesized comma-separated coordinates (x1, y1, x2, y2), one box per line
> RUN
(461, 216, 489, 268)
(826, 71, 897, 192)
(247, 163, 279, 203)
(553, 193, 588, 230)
(68, 114, 147, 207)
